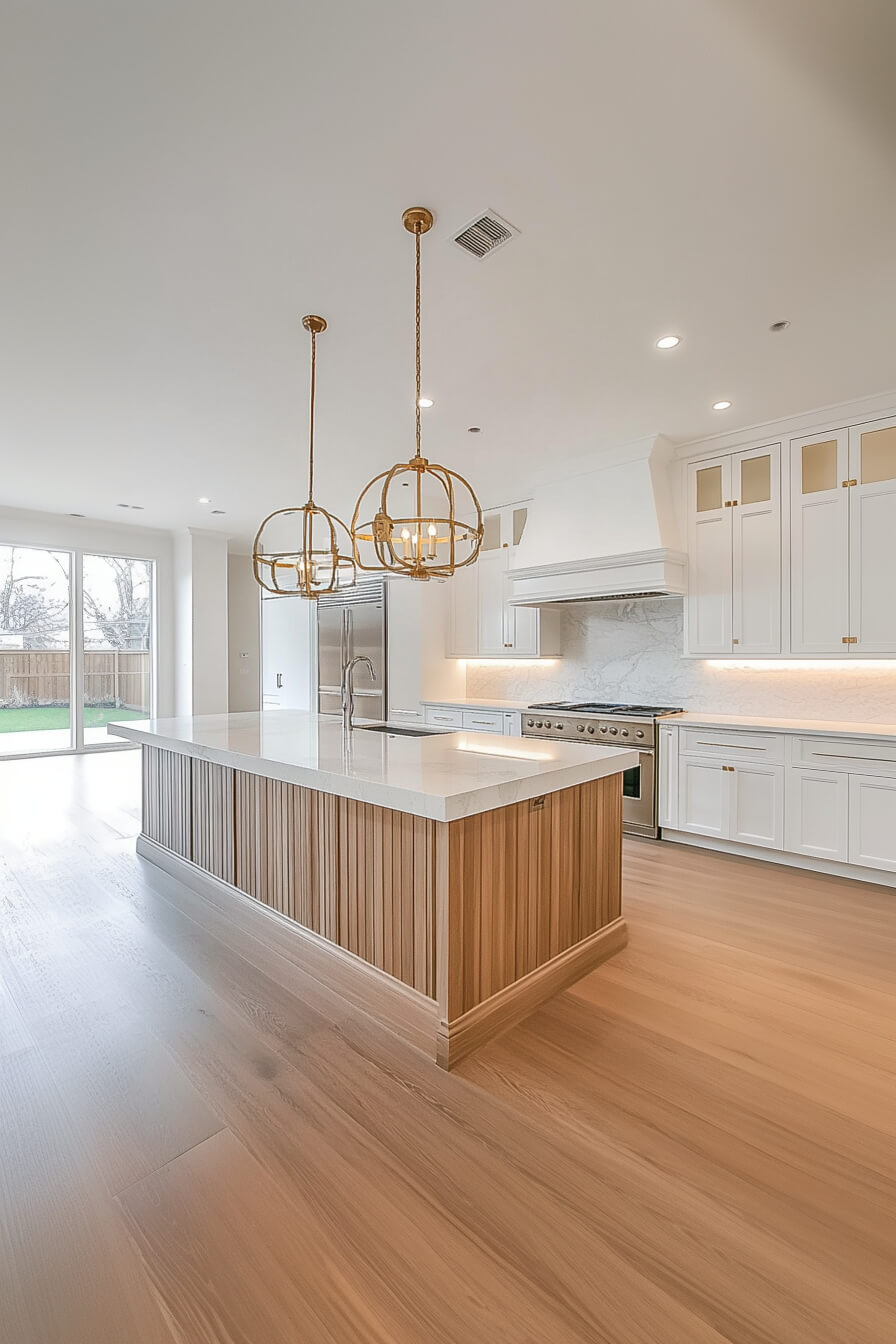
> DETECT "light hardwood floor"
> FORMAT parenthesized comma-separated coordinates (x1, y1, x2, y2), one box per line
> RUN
(1, 751, 894, 1343)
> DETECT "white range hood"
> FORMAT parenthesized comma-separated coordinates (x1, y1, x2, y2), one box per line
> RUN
(508, 435, 687, 605)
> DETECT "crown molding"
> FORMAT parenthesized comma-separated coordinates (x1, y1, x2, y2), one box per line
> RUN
(673, 388, 896, 461)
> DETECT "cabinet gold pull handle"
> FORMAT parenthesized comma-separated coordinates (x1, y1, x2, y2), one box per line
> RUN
(724, 500, 732, 507)
(841, 636, 857, 644)
(732, 638, 739, 645)
(841, 478, 857, 488)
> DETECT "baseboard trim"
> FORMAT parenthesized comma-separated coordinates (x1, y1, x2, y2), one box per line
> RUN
(437, 916, 628, 1070)
(662, 830, 896, 889)
(136, 835, 439, 1055)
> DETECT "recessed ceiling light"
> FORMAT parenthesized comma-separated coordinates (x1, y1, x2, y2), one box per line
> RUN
(467, 426, 481, 433)
(198, 496, 211, 504)
(769, 320, 791, 332)
(210, 509, 226, 515)
(69, 512, 85, 518)
(117, 503, 129, 508)
(656, 335, 681, 350)
(130, 505, 144, 510)
(417, 396, 434, 408)
(712, 400, 732, 411)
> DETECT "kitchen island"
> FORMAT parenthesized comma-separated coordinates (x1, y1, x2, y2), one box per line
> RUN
(108, 712, 637, 1067)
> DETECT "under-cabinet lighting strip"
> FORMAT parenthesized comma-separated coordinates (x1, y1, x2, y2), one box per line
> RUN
(705, 660, 896, 671)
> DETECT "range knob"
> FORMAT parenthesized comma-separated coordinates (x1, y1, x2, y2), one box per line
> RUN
(527, 719, 534, 727)
(535, 721, 543, 729)
(609, 727, 619, 735)
(577, 724, 586, 732)
(556, 722, 564, 730)
(599, 726, 608, 734)
(636, 730, 645, 739)
(587, 725, 595, 734)
(621, 729, 629, 738)
(544, 720, 552, 729)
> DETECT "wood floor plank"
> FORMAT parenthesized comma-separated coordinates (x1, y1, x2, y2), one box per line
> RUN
(0, 1045, 177, 1344)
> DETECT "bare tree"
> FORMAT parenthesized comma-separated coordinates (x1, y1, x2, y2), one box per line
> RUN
(82, 557, 151, 650)
(0, 547, 69, 648)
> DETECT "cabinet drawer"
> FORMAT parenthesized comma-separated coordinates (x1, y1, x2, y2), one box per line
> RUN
(791, 735, 896, 776)
(423, 706, 464, 728)
(462, 709, 504, 734)
(679, 727, 785, 764)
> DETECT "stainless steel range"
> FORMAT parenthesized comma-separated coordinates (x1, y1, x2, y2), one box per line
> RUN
(522, 702, 683, 837)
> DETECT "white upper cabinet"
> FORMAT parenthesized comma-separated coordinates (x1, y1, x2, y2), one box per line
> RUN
(790, 430, 850, 654)
(686, 457, 732, 655)
(447, 502, 560, 658)
(732, 445, 782, 654)
(790, 416, 896, 655)
(685, 444, 781, 656)
(849, 417, 896, 655)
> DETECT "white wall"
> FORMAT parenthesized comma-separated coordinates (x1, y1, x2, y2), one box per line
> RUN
(227, 554, 260, 712)
(173, 528, 229, 716)
(465, 597, 896, 723)
(0, 505, 175, 716)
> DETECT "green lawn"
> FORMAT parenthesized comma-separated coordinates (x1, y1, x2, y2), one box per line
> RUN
(0, 706, 146, 733)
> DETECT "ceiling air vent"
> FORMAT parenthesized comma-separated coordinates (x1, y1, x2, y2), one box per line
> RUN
(452, 209, 518, 260)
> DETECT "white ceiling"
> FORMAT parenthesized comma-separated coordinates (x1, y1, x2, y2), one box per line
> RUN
(2, 0, 895, 544)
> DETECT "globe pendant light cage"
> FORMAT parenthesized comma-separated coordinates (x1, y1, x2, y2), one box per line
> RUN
(252, 503, 356, 597)
(251, 314, 357, 599)
(352, 456, 483, 580)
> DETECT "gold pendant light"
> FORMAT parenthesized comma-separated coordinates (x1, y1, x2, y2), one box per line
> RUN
(253, 315, 356, 598)
(351, 207, 483, 579)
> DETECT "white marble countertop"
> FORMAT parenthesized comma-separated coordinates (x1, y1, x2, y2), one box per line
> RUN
(664, 711, 896, 741)
(421, 697, 533, 712)
(108, 711, 638, 821)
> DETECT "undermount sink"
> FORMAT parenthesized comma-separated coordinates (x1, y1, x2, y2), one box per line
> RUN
(356, 724, 446, 737)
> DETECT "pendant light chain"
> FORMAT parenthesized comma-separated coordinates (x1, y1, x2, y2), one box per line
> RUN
(414, 223, 422, 461)
(307, 327, 317, 504)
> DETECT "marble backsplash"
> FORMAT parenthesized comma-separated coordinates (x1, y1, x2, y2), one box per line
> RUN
(465, 598, 896, 724)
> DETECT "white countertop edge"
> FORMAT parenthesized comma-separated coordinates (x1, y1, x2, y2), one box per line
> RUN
(664, 712, 896, 741)
(108, 720, 638, 822)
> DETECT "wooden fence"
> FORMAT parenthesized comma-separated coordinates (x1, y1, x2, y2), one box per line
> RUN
(0, 650, 150, 710)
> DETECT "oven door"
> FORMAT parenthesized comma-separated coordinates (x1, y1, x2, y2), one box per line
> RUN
(621, 748, 657, 837)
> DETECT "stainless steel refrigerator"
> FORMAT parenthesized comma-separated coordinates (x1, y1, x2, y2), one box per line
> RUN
(317, 580, 387, 721)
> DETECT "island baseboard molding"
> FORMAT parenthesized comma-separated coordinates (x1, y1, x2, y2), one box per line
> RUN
(436, 917, 628, 1068)
(137, 744, 628, 1068)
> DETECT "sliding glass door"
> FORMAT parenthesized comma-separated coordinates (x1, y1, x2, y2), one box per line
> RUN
(0, 544, 73, 756)
(0, 542, 154, 757)
(81, 554, 154, 746)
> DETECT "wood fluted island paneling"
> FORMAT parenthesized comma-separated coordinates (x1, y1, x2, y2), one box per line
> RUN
(138, 744, 626, 1066)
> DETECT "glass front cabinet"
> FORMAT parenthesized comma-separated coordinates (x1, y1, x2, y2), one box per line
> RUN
(685, 413, 896, 658)
(791, 416, 896, 655)
(685, 443, 782, 656)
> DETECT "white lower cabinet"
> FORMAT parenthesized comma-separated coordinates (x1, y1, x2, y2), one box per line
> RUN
(658, 725, 678, 830)
(785, 768, 849, 862)
(678, 754, 783, 850)
(729, 763, 784, 849)
(422, 703, 523, 737)
(848, 774, 896, 872)
(679, 759, 728, 838)
(670, 724, 896, 881)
